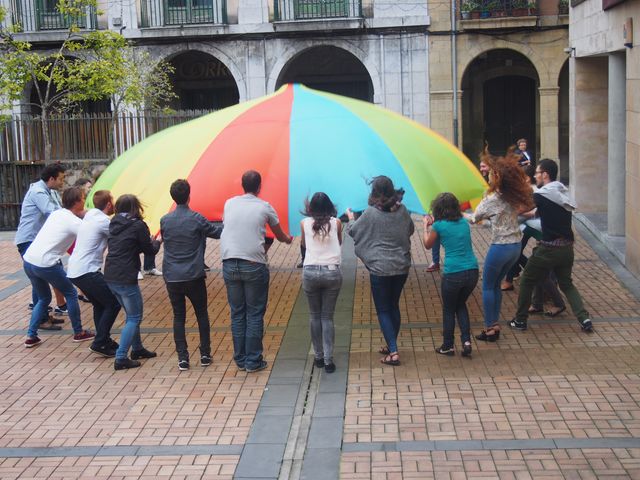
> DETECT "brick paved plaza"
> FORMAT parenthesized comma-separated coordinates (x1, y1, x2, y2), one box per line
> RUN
(1, 221, 639, 479)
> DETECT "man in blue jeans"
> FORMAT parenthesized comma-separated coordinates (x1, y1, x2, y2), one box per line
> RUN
(220, 170, 292, 372)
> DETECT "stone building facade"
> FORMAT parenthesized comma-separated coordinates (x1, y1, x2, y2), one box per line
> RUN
(569, 0, 640, 277)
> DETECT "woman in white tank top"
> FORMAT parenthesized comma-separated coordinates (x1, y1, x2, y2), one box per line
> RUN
(300, 192, 343, 373)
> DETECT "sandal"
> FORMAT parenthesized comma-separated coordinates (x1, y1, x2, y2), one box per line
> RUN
(378, 346, 390, 355)
(545, 306, 566, 317)
(381, 352, 400, 366)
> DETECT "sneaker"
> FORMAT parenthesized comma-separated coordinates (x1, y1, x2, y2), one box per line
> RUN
(78, 294, 91, 303)
(114, 358, 141, 370)
(54, 304, 68, 316)
(509, 319, 527, 331)
(325, 362, 336, 373)
(24, 336, 43, 348)
(580, 319, 594, 332)
(137, 271, 144, 280)
(131, 348, 157, 360)
(426, 262, 440, 273)
(462, 342, 472, 357)
(89, 343, 116, 358)
(178, 360, 190, 371)
(435, 345, 455, 356)
(296, 261, 304, 268)
(314, 357, 324, 368)
(108, 338, 119, 350)
(200, 354, 212, 367)
(143, 268, 163, 276)
(73, 330, 95, 342)
(246, 360, 268, 373)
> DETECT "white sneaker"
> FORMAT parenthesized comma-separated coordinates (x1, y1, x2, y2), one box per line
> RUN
(144, 268, 163, 276)
(137, 271, 144, 280)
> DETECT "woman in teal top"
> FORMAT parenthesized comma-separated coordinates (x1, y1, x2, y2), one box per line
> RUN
(423, 193, 479, 357)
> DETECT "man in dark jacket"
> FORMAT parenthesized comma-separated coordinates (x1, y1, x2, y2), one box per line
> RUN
(161, 179, 222, 371)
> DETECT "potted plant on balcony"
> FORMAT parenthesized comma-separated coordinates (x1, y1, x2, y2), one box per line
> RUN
(527, 0, 538, 15)
(461, 0, 475, 19)
(490, 0, 507, 17)
(558, 0, 569, 14)
(510, 0, 528, 16)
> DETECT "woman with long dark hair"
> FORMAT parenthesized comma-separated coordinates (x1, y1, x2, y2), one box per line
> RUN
(104, 194, 162, 370)
(347, 176, 414, 366)
(467, 149, 534, 342)
(424, 193, 478, 356)
(300, 192, 343, 373)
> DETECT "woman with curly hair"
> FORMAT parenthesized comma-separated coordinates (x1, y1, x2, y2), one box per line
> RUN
(347, 176, 414, 366)
(424, 193, 478, 357)
(467, 149, 534, 342)
(300, 192, 343, 373)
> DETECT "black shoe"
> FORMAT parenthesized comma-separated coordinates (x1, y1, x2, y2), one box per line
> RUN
(462, 342, 472, 357)
(435, 345, 455, 356)
(178, 360, 190, 371)
(296, 261, 304, 268)
(580, 319, 594, 332)
(314, 357, 324, 368)
(131, 348, 157, 360)
(509, 319, 527, 331)
(114, 358, 141, 370)
(246, 360, 268, 373)
(89, 344, 116, 358)
(324, 362, 336, 373)
(476, 330, 501, 341)
(108, 338, 119, 350)
(200, 354, 212, 367)
(204, 264, 211, 272)
(29, 304, 52, 312)
(78, 294, 91, 303)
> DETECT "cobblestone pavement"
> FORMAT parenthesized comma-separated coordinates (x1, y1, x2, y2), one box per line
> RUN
(0, 219, 638, 479)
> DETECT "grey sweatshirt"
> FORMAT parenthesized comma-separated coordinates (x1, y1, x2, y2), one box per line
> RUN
(348, 205, 414, 276)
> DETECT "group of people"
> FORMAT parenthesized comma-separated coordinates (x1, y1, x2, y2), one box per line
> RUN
(15, 146, 591, 372)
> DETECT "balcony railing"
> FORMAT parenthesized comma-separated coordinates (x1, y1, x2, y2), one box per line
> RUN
(460, 0, 538, 19)
(274, 0, 362, 21)
(10, 0, 96, 32)
(140, 0, 227, 27)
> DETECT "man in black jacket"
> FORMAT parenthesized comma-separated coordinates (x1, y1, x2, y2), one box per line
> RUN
(161, 179, 223, 371)
(509, 159, 593, 333)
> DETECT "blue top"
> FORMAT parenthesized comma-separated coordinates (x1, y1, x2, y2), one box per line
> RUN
(15, 180, 61, 246)
(432, 219, 478, 274)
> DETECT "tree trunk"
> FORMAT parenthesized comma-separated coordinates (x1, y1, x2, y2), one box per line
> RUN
(41, 110, 52, 163)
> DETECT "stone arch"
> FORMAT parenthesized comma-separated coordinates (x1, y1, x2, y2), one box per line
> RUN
(267, 42, 380, 101)
(153, 43, 246, 102)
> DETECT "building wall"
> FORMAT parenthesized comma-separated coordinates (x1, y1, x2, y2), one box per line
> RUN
(570, 0, 640, 276)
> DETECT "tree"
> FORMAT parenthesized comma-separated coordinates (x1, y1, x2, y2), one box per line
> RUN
(0, 0, 128, 162)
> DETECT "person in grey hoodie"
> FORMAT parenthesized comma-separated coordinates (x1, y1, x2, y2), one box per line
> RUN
(104, 194, 162, 370)
(509, 158, 593, 332)
(346, 176, 414, 366)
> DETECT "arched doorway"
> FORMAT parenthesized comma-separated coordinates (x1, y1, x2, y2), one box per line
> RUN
(461, 49, 540, 163)
(558, 60, 569, 184)
(276, 46, 373, 102)
(168, 51, 239, 110)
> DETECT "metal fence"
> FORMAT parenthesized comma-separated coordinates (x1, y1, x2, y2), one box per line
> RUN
(0, 110, 214, 164)
(274, 0, 362, 21)
(9, 0, 97, 32)
(140, 0, 227, 27)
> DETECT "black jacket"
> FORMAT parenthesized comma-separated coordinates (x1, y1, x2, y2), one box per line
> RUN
(104, 214, 161, 285)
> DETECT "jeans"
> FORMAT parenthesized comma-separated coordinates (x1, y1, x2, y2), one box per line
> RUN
(165, 277, 210, 361)
(369, 273, 408, 354)
(107, 282, 144, 360)
(222, 259, 269, 370)
(482, 243, 520, 328)
(515, 244, 589, 323)
(71, 271, 121, 347)
(441, 269, 479, 348)
(432, 236, 441, 265)
(302, 265, 342, 364)
(23, 261, 83, 337)
(18, 242, 47, 322)
(531, 271, 565, 310)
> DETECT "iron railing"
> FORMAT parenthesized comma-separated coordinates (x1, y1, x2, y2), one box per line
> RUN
(274, 0, 362, 21)
(459, 0, 538, 19)
(140, 0, 227, 27)
(9, 0, 97, 31)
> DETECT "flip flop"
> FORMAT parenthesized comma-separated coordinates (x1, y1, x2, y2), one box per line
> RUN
(545, 306, 567, 317)
(381, 353, 400, 366)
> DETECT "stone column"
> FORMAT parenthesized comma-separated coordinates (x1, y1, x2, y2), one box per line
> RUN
(538, 86, 560, 161)
(238, 0, 269, 24)
(608, 52, 626, 236)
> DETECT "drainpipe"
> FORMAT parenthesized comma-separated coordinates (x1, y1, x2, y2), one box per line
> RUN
(451, 0, 459, 147)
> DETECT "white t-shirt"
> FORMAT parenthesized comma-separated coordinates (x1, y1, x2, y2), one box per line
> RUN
(220, 194, 279, 264)
(24, 209, 82, 268)
(67, 208, 110, 278)
(302, 217, 341, 266)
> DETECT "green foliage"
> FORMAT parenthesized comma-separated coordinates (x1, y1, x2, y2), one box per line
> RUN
(461, 0, 481, 12)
